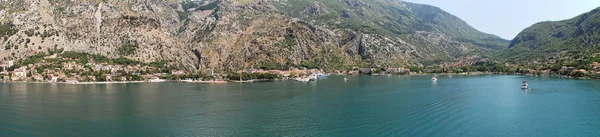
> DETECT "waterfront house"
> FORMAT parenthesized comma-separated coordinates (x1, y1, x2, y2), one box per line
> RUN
(33, 74, 44, 81)
(86, 59, 96, 66)
(205, 69, 214, 76)
(348, 71, 359, 75)
(46, 74, 57, 83)
(3, 76, 9, 81)
(87, 76, 97, 82)
(541, 69, 552, 76)
(11, 74, 21, 81)
(65, 78, 79, 84)
(172, 70, 185, 76)
(58, 74, 67, 79)
(14, 67, 27, 77)
(94, 65, 104, 71)
(269, 70, 282, 75)
(578, 69, 588, 74)
(386, 68, 399, 74)
(561, 66, 575, 71)
(0, 70, 9, 75)
(102, 65, 112, 71)
(592, 62, 600, 71)
(359, 68, 372, 74)
(103, 74, 112, 81)
(386, 67, 410, 74)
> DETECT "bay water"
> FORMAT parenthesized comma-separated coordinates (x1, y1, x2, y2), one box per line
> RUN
(1, 75, 599, 136)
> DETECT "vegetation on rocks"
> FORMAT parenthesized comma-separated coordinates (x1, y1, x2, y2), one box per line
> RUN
(503, 7, 600, 62)
(0, 23, 18, 41)
(118, 40, 138, 56)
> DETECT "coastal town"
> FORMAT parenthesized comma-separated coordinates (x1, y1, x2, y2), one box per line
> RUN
(0, 52, 417, 84)
(2, 51, 600, 84)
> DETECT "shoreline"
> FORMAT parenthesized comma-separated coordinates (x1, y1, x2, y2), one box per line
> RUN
(2, 73, 596, 84)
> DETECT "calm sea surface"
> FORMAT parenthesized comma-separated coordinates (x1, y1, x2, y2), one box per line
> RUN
(1, 75, 599, 136)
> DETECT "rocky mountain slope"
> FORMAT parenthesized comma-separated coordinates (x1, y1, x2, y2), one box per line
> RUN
(505, 6, 600, 60)
(0, 0, 508, 71)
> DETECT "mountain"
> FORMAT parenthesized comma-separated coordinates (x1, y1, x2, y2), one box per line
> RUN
(505, 7, 600, 61)
(0, 0, 508, 71)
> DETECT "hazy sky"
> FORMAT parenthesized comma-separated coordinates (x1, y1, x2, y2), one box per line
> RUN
(405, 0, 600, 40)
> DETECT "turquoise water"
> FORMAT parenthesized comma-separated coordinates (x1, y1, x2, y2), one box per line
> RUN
(1, 75, 599, 136)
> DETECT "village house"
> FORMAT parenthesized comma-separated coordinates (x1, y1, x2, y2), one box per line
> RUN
(540, 69, 552, 76)
(529, 69, 539, 74)
(141, 74, 154, 80)
(1, 61, 14, 69)
(204, 69, 214, 76)
(87, 76, 97, 82)
(359, 68, 372, 74)
(592, 62, 600, 71)
(561, 66, 575, 71)
(103, 74, 112, 81)
(0, 70, 9, 75)
(65, 78, 79, 84)
(86, 59, 96, 66)
(11, 74, 21, 81)
(32, 74, 44, 81)
(58, 74, 67, 79)
(386, 67, 410, 74)
(94, 65, 104, 71)
(172, 70, 185, 75)
(13, 66, 28, 77)
(269, 70, 282, 75)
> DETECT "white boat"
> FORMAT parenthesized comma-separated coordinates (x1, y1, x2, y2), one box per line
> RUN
(317, 73, 329, 79)
(344, 78, 347, 81)
(521, 81, 528, 89)
(295, 77, 311, 82)
(309, 74, 318, 81)
(150, 78, 167, 83)
(431, 77, 437, 82)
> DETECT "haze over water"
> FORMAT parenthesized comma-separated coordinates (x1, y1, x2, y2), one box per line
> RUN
(1, 75, 599, 136)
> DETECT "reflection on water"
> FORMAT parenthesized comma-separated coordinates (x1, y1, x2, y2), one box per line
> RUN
(0, 75, 600, 136)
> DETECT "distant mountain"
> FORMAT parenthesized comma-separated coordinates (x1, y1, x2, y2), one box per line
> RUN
(276, 0, 508, 50)
(504, 7, 600, 60)
(0, 0, 507, 71)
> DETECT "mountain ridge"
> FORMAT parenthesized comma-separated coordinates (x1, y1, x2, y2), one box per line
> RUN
(0, 0, 508, 71)
(504, 6, 600, 61)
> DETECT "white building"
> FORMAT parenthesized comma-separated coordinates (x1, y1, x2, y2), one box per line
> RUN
(204, 69, 214, 76)
(13, 66, 27, 77)
(1, 61, 14, 67)
(1, 61, 14, 71)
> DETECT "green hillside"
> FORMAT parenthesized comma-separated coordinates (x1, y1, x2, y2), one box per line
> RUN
(503, 7, 600, 61)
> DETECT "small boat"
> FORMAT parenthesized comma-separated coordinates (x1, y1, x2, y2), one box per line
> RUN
(521, 81, 528, 89)
(309, 74, 318, 81)
(431, 77, 437, 82)
(317, 73, 329, 79)
(344, 77, 347, 81)
(149, 78, 167, 83)
(295, 77, 311, 82)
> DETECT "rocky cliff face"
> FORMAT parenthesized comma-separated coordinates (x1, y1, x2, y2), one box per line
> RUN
(0, 0, 508, 71)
